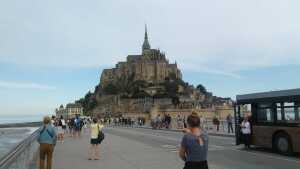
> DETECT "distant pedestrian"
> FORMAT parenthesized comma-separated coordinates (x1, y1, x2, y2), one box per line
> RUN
(179, 113, 209, 169)
(60, 116, 67, 134)
(88, 118, 104, 160)
(176, 115, 180, 128)
(74, 115, 82, 138)
(183, 116, 187, 128)
(226, 114, 234, 133)
(241, 116, 251, 149)
(57, 116, 65, 143)
(199, 116, 205, 129)
(212, 116, 220, 132)
(37, 116, 57, 169)
(68, 118, 74, 137)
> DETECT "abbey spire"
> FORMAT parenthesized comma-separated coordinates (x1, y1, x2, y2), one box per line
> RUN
(142, 24, 151, 52)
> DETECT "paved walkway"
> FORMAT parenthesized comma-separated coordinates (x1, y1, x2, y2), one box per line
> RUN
(52, 131, 184, 169)
(52, 129, 225, 169)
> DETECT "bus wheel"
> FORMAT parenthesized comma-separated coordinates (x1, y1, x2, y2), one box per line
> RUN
(274, 133, 293, 155)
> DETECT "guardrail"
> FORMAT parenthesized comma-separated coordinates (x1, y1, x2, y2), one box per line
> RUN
(0, 129, 39, 169)
(106, 120, 235, 133)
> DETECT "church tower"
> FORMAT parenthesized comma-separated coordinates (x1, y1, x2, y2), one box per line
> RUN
(142, 25, 151, 53)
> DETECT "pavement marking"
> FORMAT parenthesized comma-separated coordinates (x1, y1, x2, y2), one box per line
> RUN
(109, 128, 300, 164)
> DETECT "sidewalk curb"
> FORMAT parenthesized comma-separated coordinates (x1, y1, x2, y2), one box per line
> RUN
(134, 126, 235, 138)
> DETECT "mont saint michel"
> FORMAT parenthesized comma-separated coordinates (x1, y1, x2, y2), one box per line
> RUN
(57, 26, 233, 122)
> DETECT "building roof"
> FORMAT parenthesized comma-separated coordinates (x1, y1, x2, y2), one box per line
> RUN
(142, 25, 151, 51)
(66, 103, 82, 108)
(236, 88, 300, 104)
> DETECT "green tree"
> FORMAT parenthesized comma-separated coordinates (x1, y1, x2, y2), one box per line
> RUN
(196, 84, 207, 94)
(103, 83, 119, 95)
(171, 96, 180, 106)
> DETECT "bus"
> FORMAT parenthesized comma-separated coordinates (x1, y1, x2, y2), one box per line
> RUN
(234, 88, 300, 155)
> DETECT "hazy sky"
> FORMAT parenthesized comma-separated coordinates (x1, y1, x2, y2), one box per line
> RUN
(1, 0, 300, 116)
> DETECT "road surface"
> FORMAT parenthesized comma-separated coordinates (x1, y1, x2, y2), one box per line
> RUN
(52, 127, 300, 169)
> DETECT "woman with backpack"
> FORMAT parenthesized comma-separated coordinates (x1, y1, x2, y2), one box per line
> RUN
(37, 116, 57, 169)
(179, 113, 209, 169)
(88, 118, 104, 160)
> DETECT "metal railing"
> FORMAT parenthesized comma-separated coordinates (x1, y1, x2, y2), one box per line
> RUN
(0, 129, 39, 169)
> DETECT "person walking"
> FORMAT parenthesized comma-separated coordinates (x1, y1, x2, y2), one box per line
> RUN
(57, 116, 65, 143)
(241, 116, 251, 149)
(226, 114, 234, 133)
(37, 116, 57, 169)
(89, 118, 104, 160)
(212, 116, 220, 132)
(74, 115, 82, 138)
(179, 113, 209, 169)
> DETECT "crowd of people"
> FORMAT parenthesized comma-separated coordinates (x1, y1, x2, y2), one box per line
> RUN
(36, 112, 250, 169)
(37, 115, 105, 169)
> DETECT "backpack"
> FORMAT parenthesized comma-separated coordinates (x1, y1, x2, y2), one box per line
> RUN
(75, 118, 81, 128)
(37, 126, 54, 143)
(97, 125, 105, 143)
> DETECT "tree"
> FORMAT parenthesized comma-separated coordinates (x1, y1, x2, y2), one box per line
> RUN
(196, 84, 207, 94)
(114, 73, 136, 95)
(103, 83, 119, 95)
(171, 96, 180, 106)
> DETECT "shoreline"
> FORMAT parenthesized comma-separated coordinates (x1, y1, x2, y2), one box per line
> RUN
(0, 121, 42, 128)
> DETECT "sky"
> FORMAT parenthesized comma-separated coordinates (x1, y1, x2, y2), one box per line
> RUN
(1, 0, 300, 116)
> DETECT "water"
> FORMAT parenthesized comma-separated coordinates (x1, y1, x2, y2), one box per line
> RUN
(0, 114, 44, 124)
(0, 114, 42, 159)
(0, 127, 38, 159)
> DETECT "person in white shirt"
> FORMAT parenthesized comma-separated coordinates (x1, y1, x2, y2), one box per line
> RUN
(241, 116, 251, 149)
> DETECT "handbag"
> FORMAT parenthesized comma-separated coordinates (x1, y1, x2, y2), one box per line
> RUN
(97, 125, 105, 143)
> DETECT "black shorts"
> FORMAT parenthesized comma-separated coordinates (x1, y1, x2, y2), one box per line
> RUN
(184, 161, 208, 169)
(90, 138, 99, 145)
(62, 125, 66, 129)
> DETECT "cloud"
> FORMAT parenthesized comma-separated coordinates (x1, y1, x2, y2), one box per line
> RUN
(1, 0, 300, 75)
(180, 63, 242, 79)
(0, 81, 56, 90)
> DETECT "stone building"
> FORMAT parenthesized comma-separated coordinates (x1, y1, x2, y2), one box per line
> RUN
(56, 103, 84, 119)
(55, 105, 66, 119)
(65, 103, 83, 118)
(100, 26, 182, 87)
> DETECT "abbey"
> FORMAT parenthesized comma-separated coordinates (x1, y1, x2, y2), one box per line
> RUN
(100, 26, 182, 87)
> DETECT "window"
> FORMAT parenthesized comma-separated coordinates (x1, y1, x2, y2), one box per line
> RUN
(284, 107, 295, 121)
(276, 103, 282, 121)
(257, 108, 274, 122)
(277, 102, 300, 123)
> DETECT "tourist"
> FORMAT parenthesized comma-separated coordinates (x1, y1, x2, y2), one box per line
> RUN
(51, 115, 56, 127)
(74, 115, 82, 138)
(68, 118, 75, 137)
(212, 116, 220, 132)
(37, 116, 57, 169)
(226, 114, 234, 133)
(88, 118, 104, 160)
(57, 116, 64, 143)
(177, 115, 182, 129)
(179, 113, 209, 169)
(199, 115, 205, 129)
(166, 114, 172, 129)
(241, 116, 251, 149)
(183, 116, 187, 128)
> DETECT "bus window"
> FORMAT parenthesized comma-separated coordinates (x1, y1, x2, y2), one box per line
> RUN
(282, 102, 300, 123)
(276, 103, 282, 121)
(257, 103, 274, 122)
